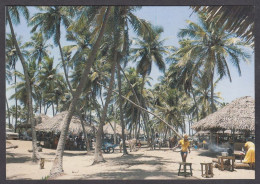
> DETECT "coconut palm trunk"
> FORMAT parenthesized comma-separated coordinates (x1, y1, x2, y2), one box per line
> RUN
(117, 59, 128, 155)
(14, 64, 18, 133)
(6, 97, 11, 128)
(210, 70, 215, 113)
(191, 88, 199, 122)
(7, 9, 40, 162)
(49, 7, 111, 176)
(93, 55, 117, 163)
(58, 41, 73, 94)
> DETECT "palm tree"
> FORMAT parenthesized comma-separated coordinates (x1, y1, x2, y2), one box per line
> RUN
(6, 62, 12, 128)
(38, 56, 66, 115)
(49, 7, 111, 176)
(177, 12, 250, 113)
(193, 74, 223, 119)
(131, 26, 167, 86)
(24, 31, 52, 66)
(29, 6, 74, 93)
(6, 6, 40, 161)
(130, 26, 168, 142)
(192, 6, 254, 44)
(6, 33, 29, 132)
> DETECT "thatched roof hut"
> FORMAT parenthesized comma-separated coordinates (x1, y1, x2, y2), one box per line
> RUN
(35, 111, 95, 135)
(191, 96, 255, 131)
(103, 122, 129, 136)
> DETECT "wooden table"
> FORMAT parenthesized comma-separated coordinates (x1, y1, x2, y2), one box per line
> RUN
(217, 156, 235, 171)
(233, 151, 245, 163)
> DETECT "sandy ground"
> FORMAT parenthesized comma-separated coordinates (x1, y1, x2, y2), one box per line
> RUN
(6, 140, 255, 180)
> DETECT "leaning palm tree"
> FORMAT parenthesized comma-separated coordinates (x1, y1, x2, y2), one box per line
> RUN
(6, 33, 28, 132)
(49, 6, 111, 176)
(6, 6, 40, 162)
(176, 12, 250, 113)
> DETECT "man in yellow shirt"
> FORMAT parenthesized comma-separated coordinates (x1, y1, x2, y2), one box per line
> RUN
(174, 134, 191, 162)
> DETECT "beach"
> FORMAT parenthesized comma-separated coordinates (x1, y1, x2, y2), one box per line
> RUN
(6, 140, 255, 180)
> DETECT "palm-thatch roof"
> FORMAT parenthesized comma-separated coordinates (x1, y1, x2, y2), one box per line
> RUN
(103, 122, 129, 136)
(35, 114, 51, 125)
(194, 130, 242, 136)
(191, 96, 255, 131)
(35, 111, 95, 135)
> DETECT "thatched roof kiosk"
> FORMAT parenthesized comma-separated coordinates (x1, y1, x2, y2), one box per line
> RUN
(191, 96, 255, 132)
(103, 122, 129, 136)
(35, 111, 95, 135)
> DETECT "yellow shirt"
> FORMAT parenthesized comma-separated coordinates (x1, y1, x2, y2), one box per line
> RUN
(179, 139, 190, 152)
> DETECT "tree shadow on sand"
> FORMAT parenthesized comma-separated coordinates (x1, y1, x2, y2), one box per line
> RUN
(78, 153, 197, 180)
(6, 152, 32, 164)
(78, 169, 198, 180)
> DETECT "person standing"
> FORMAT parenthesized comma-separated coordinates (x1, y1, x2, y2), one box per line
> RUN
(173, 134, 191, 162)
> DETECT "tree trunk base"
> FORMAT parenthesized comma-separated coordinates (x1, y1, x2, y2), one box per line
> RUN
(50, 157, 64, 177)
(92, 159, 106, 165)
(122, 152, 128, 156)
(48, 172, 65, 180)
(93, 150, 105, 164)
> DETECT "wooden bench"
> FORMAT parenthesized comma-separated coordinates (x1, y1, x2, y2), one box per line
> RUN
(178, 162, 192, 177)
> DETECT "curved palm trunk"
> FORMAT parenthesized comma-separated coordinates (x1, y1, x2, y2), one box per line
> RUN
(6, 97, 11, 128)
(7, 10, 40, 162)
(93, 56, 117, 163)
(117, 59, 128, 155)
(49, 7, 111, 176)
(97, 82, 182, 138)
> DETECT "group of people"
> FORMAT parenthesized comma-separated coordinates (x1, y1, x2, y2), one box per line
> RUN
(65, 134, 93, 150)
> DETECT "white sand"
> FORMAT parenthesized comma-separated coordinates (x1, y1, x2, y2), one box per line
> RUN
(6, 140, 255, 180)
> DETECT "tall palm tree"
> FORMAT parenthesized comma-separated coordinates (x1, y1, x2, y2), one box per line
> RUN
(177, 12, 250, 113)
(24, 31, 52, 66)
(6, 6, 40, 161)
(130, 26, 168, 141)
(29, 6, 74, 93)
(49, 7, 111, 176)
(6, 33, 29, 132)
(38, 56, 66, 115)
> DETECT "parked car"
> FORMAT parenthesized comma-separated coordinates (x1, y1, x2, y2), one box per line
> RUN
(6, 128, 19, 140)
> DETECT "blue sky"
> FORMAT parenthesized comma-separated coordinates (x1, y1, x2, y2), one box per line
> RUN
(6, 6, 255, 112)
